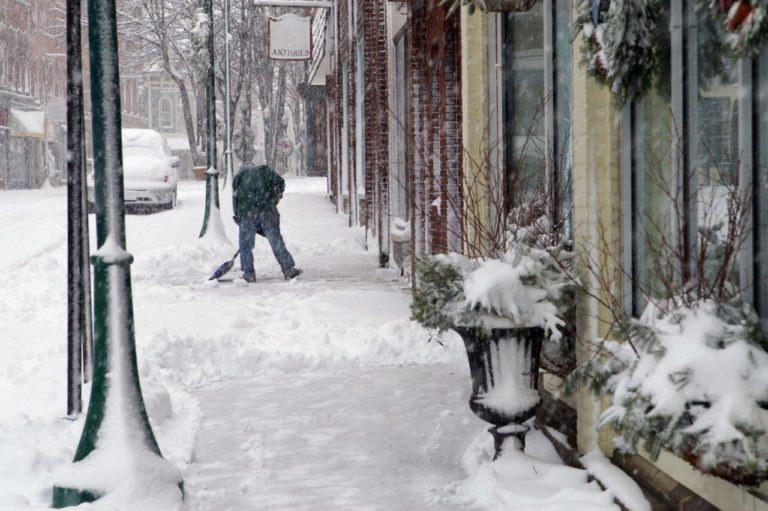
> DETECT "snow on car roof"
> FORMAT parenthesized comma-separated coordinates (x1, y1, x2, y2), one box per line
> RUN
(122, 129, 165, 147)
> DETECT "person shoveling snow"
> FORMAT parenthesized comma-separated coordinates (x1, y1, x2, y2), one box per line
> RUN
(231, 163, 302, 282)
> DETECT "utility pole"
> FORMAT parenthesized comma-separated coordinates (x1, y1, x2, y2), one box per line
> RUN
(53, 0, 181, 505)
(199, 0, 220, 237)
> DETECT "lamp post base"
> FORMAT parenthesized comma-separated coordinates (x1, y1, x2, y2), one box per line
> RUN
(52, 487, 100, 508)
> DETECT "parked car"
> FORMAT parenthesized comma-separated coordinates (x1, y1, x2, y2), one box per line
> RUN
(87, 129, 179, 212)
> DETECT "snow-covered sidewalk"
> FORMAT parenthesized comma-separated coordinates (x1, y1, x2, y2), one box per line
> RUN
(187, 366, 473, 510)
(0, 177, 646, 510)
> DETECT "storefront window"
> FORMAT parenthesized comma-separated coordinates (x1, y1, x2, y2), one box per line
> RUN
(392, 33, 409, 219)
(629, 2, 746, 314)
(504, 2, 545, 207)
(630, 6, 673, 313)
(503, 0, 572, 224)
(554, 0, 572, 233)
(690, 4, 742, 296)
(755, 53, 768, 327)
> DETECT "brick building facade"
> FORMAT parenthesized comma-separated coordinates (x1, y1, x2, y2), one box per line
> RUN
(1, 1, 154, 190)
(312, 0, 463, 269)
(404, 0, 462, 259)
(0, 0, 66, 189)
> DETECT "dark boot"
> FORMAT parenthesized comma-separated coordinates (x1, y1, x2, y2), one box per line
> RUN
(284, 267, 302, 280)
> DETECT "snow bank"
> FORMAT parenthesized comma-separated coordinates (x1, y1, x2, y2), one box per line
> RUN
(132, 242, 234, 285)
(459, 427, 621, 511)
(581, 449, 650, 511)
(0, 374, 197, 509)
(198, 204, 232, 249)
(140, 318, 465, 389)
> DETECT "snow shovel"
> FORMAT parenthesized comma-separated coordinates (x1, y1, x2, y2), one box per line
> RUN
(209, 250, 240, 281)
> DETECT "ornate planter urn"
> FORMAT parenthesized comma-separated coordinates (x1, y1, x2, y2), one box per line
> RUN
(454, 326, 544, 458)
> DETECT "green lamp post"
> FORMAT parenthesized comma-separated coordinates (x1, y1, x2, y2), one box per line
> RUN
(199, 0, 220, 238)
(52, 0, 182, 506)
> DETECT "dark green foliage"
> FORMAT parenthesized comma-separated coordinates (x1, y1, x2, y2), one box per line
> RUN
(573, 0, 662, 106)
(410, 257, 465, 333)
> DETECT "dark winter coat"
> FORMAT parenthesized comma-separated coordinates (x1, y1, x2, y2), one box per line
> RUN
(233, 164, 285, 221)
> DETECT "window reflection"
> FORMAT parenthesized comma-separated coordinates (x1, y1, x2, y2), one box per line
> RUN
(691, 5, 740, 292)
(630, 2, 743, 313)
(755, 53, 768, 324)
(554, 0, 572, 235)
(632, 5, 673, 313)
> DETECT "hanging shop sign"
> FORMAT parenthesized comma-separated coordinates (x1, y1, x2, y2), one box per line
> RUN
(268, 14, 311, 60)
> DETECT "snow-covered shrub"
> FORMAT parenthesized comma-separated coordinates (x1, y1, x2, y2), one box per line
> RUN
(569, 298, 768, 485)
(562, 145, 763, 482)
(573, 0, 662, 106)
(410, 213, 573, 340)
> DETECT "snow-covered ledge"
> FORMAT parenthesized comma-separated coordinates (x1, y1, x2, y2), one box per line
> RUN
(635, 448, 768, 511)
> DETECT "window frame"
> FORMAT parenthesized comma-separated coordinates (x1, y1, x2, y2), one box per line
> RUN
(159, 97, 173, 130)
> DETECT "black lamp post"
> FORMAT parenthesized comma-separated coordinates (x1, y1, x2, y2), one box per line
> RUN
(65, 0, 94, 419)
(199, 0, 220, 238)
(52, 0, 182, 505)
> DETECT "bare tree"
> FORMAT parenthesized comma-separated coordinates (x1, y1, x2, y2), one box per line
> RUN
(120, 0, 205, 165)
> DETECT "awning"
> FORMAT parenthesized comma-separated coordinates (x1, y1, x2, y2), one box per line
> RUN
(9, 109, 45, 138)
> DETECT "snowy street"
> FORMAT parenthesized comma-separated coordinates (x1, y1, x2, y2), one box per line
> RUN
(0, 178, 634, 510)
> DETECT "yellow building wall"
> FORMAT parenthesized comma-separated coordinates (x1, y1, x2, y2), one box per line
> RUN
(569, 13, 768, 510)
(459, 9, 495, 258)
(570, 21, 623, 456)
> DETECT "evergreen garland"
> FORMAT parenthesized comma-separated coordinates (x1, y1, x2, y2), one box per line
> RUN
(440, 0, 536, 17)
(573, 0, 662, 106)
(699, 0, 768, 58)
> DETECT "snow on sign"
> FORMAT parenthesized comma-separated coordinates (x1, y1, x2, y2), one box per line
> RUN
(268, 14, 311, 60)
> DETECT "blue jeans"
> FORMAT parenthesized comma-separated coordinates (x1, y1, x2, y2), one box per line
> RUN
(239, 209, 295, 277)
